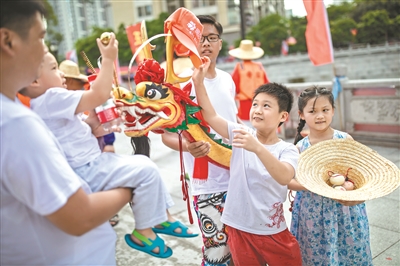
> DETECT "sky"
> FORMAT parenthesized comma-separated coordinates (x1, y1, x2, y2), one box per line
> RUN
(285, 0, 335, 17)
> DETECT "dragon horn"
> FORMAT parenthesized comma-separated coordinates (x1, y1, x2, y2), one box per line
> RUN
(140, 21, 155, 59)
(165, 30, 191, 85)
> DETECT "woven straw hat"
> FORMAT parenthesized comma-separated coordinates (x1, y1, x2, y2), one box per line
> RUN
(59, 60, 88, 82)
(296, 139, 400, 201)
(229, 40, 264, 60)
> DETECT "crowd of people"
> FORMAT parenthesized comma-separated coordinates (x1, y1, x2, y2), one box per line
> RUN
(1, 1, 373, 265)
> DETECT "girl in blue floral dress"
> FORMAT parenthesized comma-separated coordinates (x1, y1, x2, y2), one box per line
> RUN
(289, 86, 373, 266)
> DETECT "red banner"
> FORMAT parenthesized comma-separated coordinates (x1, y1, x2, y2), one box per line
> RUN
(125, 23, 145, 64)
(303, 0, 334, 66)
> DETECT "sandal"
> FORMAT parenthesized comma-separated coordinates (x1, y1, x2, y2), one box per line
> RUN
(153, 221, 199, 238)
(109, 214, 119, 227)
(124, 230, 173, 259)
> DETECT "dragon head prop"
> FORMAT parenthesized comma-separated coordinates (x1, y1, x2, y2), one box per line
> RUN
(114, 7, 204, 137)
(114, 58, 202, 137)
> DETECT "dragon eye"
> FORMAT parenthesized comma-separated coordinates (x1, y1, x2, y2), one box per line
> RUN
(146, 89, 162, 100)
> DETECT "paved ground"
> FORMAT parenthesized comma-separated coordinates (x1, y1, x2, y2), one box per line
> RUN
(112, 132, 400, 266)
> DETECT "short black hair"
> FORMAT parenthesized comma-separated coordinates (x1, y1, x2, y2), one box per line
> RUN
(0, 0, 47, 39)
(253, 82, 294, 127)
(197, 15, 223, 35)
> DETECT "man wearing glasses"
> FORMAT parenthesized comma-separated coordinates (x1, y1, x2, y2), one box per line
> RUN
(163, 15, 238, 266)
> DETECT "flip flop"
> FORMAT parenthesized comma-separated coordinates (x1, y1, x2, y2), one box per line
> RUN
(153, 221, 199, 238)
(124, 230, 173, 259)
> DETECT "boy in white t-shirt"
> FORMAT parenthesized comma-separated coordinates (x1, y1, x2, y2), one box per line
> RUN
(20, 48, 194, 258)
(192, 57, 302, 266)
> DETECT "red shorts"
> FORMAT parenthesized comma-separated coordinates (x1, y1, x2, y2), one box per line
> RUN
(226, 226, 302, 266)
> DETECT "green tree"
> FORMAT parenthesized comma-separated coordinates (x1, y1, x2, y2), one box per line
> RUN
(219, 41, 229, 57)
(391, 15, 400, 41)
(145, 12, 170, 62)
(330, 17, 357, 47)
(288, 16, 307, 54)
(327, 1, 356, 21)
(245, 14, 288, 56)
(352, 0, 400, 22)
(115, 23, 132, 66)
(357, 9, 391, 44)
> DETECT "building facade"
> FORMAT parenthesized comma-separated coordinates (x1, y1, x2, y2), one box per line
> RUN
(47, 0, 113, 60)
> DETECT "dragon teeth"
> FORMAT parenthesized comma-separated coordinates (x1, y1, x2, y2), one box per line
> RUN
(156, 111, 169, 120)
(126, 106, 138, 118)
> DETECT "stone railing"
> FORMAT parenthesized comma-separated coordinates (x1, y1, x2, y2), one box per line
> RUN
(217, 42, 400, 83)
(281, 78, 400, 147)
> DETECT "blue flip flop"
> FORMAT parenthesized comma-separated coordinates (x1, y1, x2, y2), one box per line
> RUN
(124, 230, 173, 259)
(153, 221, 199, 238)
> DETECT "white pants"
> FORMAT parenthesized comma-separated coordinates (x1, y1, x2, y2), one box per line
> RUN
(74, 153, 174, 229)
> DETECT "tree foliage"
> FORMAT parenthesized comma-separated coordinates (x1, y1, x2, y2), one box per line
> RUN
(235, 0, 400, 56)
(288, 16, 307, 53)
(330, 17, 357, 47)
(356, 9, 391, 44)
(245, 14, 288, 55)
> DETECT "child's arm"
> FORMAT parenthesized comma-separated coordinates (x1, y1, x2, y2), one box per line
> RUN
(46, 187, 132, 236)
(75, 33, 118, 114)
(288, 178, 306, 191)
(161, 132, 212, 157)
(233, 128, 296, 186)
(161, 132, 189, 152)
(192, 57, 229, 139)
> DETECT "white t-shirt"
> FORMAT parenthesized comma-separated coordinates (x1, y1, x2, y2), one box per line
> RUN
(30, 87, 101, 168)
(0, 94, 116, 265)
(181, 68, 237, 195)
(221, 122, 299, 235)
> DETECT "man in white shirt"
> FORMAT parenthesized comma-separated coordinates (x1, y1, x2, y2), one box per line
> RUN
(0, 1, 132, 264)
(162, 15, 238, 266)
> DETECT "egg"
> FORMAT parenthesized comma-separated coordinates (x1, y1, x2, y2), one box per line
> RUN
(333, 185, 346, 191)
(343, 180, 355, 191)
(100, 32, 112, 45)
(330, 173, 346, 186)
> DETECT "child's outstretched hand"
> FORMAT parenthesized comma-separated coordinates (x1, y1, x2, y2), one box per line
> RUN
(192, 56, 211, 86)
(96, 32, 119, 62)
(232, 128, 260, 152)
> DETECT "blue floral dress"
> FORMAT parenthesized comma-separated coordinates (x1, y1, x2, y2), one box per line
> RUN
(290, 130, 373, 266)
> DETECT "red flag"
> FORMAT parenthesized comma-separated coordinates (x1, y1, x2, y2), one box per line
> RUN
(303, 0, 334, 65)
(125, 23, 145, 64)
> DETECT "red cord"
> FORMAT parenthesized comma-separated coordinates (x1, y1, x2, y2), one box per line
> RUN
(178, 132, 193, 224)
(288, 190, 295, 212)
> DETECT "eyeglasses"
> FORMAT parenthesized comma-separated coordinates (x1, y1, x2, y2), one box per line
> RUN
(200, 34, 220, 43)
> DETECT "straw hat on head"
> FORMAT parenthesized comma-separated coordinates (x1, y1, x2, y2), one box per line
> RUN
(229, 40, 264, 60)
(59, 60, 88, 82)
(296, 139, 400, 201)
